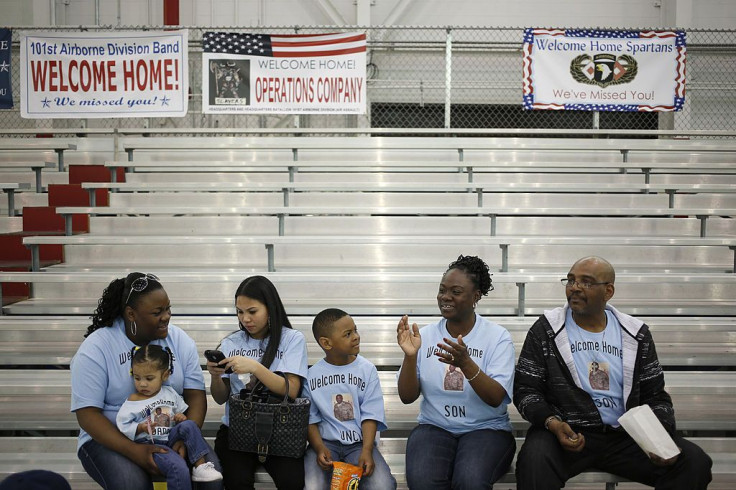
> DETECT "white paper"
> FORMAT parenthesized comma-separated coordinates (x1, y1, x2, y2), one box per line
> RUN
(618, 405, 680, 459)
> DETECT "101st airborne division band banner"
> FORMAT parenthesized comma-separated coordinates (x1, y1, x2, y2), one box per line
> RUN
(523, 29, 686, 111)
(20, 30, 188, 118)
(202, 31, 366, 114)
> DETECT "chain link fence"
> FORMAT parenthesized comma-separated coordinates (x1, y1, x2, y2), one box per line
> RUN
(1, 26, 735, 133)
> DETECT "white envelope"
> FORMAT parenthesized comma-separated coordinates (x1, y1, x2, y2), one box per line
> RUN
(618, 404, 681, 460)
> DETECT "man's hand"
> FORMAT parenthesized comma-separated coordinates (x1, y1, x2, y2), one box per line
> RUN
(649, 451, 680, 466)
(549, 419, 585, 452)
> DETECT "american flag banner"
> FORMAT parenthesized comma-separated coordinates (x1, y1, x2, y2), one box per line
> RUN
(522, 28, 686, 112)
(201, 31, 366, 114)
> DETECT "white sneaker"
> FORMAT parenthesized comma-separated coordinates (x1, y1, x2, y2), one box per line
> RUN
(191, 461, 223, 482)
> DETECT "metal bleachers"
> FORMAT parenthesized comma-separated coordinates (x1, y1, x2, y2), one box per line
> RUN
(1, 134, 735, 488)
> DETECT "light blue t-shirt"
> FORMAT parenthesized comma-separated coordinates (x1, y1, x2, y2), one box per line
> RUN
(401, 314, 515, 435)
(70, 317, 205, 450)
(303, 355, 387, 445)
(116, 385, 189, 443)
(566, 308, 625, 426)
(219, 327, 308, 426)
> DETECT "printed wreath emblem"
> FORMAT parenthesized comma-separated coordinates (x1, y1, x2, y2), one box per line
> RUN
(570, 54, 638, 88)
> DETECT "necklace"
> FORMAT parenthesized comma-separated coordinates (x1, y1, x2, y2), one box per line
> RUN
(571, 312, 608, 362)
(595, 326, 607, 363)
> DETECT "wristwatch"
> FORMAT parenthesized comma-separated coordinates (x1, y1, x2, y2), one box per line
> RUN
(544, 415, 562, 430)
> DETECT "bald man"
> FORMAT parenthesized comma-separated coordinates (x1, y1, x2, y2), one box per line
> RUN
(513, 257, 712, 490)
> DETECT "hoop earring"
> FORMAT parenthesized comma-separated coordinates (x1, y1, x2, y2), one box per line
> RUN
(130, 321, 137, 337)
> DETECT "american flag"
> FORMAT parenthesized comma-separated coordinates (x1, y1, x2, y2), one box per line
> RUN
(203, 32, 366, 57)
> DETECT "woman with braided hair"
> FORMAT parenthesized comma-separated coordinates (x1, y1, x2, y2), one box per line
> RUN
(397, 255, 516, 489)
(71, 272, 222, 490)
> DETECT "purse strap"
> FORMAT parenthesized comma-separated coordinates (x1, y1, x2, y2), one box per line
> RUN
(250, 375, 292, 462)
(244, 372, 293, 404)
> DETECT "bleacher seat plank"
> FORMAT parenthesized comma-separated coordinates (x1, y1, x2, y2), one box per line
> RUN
(1, 315, 732, 368)
(23, 234, 736, 273)
(119, 135, 736, 162)
(53, 205, 736, 238)
(0, 141, 76, 171)
(2, 271, 735, 317)
(0, 183, 27, 217)
(0, 162, 57, 192)
(1, 370, 733, 432)
(82, 180, 736, 209)
(2, 436, 733, 489)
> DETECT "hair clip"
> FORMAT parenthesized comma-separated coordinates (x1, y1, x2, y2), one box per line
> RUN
(125, 273, 160, 306)
(129, 345, 141, 376)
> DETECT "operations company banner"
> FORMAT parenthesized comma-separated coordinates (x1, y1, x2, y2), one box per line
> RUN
(523, 29, 686, 111)
(20, 30, 188, 118)
(0, 28, 11, 109)
(202, 31, 366, 114)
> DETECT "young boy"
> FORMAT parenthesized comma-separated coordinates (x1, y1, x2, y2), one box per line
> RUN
(302, 308, 397, 490)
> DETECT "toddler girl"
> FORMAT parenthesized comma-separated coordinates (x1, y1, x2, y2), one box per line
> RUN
(116, 344, 222, 489)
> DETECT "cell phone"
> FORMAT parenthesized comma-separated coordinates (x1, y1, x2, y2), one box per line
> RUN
(204, 350, 233, 374)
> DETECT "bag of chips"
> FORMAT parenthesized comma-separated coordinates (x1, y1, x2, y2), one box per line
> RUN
(330, 461, 363, 490)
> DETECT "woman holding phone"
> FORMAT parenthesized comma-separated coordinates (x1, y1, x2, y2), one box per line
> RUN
(206, 275, 308, 490)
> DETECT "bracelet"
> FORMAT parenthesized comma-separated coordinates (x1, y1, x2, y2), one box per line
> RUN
(466, 366, 482, 382)
(544, 415, 562, 431)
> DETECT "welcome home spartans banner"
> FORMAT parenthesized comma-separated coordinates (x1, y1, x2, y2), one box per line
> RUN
(202, 31, 366, 114)
(523, 29, 686, 111)
(0, 29, 11, 109)
(20, 30, 188, 118)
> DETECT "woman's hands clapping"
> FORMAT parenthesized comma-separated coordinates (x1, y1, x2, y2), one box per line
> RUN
(397, 315, 421, 357)
(436, 335, 474, 372)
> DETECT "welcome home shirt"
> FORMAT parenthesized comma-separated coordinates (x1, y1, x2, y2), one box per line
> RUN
(303, 355, 387, 445)
(116, 385, 189, 443)
(402, 315, 515, 434)
(70, 317, 205, 450)
(219, 327, 308, 426)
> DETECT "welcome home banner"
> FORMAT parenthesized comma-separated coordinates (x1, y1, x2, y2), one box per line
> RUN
(202, 31, 366, 114)
(20, 30, 188, 118)
(523, 29, 686, 111)
(0, 29, 12, 109)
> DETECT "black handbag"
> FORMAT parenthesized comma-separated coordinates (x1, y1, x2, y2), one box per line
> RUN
(228, 375, 310, 462)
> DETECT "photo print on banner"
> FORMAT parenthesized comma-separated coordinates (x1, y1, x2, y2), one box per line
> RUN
(19, 30, 188, 118)
(0, 28, 12, 109)
(523, 29, 686, 111)
(201, 31, 366, 114)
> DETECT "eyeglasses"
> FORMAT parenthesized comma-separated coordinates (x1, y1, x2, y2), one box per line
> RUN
(561, 278, 610, 290)
(125, 273, 160, 306)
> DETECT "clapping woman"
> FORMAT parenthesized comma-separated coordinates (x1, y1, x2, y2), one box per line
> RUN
(397, 255, 516, 489)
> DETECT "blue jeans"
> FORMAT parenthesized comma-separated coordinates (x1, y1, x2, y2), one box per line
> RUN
(304, 440, 397, 490)
(405, 424, 515, 490)
(148, 420, 214, 490)
(78, 423, 223, 490)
